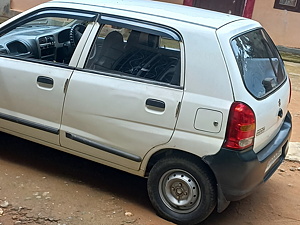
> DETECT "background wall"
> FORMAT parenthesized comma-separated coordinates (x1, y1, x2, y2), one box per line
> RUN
(252, 0, 300, 48)
(10, 0, 48, 12)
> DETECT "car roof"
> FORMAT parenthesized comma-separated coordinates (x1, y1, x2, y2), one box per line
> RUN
(50, 0, 246, 29)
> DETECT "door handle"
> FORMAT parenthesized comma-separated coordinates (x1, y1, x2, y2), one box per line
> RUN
(146, 98, 165, 111)
(37, 76, 54, 89)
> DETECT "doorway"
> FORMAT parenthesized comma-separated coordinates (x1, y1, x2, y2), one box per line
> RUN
(193, 0, 246, 16)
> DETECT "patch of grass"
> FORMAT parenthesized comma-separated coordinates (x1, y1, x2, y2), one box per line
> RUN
(280, 51, 300, 64)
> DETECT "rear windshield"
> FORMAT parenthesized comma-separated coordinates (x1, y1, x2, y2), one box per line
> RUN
(231, 29, 286, 98)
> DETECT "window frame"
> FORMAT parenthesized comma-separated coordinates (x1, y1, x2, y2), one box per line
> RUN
(0, 8, 97, 37)
(274, 0, 300, 12)
(99, 15, 182, 41)
(80, 15, 184, 88)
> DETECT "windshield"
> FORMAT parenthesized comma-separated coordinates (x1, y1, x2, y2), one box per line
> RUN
(231, 29, 286, 98)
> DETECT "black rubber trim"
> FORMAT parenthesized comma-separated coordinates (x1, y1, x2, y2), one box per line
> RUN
(66, 132, 142, 162)
(0, 112, 59, 134)
(100, 15, 181, 41)
(0, 7, 98, 36)
(34, 9, 97, 21)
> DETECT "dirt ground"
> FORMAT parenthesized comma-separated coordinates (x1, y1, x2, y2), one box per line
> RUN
(0, 62, 299, 225)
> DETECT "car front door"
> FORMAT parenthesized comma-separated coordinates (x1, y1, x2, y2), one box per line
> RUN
(0, 9, 97, 145)
(60, 18, 184, 170)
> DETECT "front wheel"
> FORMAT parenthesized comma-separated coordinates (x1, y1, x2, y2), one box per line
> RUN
(147, 156, 217, 225)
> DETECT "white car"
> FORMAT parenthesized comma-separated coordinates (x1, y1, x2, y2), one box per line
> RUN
(0, 0, 292, 224)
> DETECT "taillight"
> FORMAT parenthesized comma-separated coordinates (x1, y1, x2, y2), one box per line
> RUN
(222, 102, 256, 150)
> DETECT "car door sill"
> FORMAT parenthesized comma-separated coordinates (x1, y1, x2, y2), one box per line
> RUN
(65, 132, 142, 162)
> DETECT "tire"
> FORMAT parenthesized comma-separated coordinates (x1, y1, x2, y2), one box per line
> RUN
(147, 156, 217, 225)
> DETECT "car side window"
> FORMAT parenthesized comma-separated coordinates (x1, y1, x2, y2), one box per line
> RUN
(0, 16, 90, 64)
(85, 23, 181, 86)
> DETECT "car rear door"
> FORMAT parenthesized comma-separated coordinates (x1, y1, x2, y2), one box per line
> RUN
(60, 18, 183, 170)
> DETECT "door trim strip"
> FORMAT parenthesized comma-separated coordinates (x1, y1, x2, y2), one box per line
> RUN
(66, 132, 142, 162)
(0, 112, 59, 134)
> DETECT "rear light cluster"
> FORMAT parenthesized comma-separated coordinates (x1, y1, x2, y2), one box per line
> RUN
(222, 102, 256, 150)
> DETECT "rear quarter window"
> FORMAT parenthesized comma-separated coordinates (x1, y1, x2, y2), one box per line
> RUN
(231, 29, 286, 98)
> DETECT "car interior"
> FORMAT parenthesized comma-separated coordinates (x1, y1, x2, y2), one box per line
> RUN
(85, 29, 181, 86)
(0, 18, 87, 64)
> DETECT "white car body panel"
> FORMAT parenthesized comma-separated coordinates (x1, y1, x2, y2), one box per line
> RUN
(60, 70, 183, 170)
(168, 24, 234, 157)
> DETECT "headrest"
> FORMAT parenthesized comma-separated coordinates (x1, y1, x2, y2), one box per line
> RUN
(127, 30, 159, 48)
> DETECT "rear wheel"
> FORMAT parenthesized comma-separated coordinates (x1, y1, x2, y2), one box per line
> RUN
(147, 156, 216, 225)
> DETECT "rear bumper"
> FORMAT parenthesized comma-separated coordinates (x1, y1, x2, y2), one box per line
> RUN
(203, 111, 292, 209)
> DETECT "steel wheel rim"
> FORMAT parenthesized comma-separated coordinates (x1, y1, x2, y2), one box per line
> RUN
(158, 169, 201, 213)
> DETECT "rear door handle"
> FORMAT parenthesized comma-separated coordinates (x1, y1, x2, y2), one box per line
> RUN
(146, 98, 165, 111)
(37, 76, 54, 89)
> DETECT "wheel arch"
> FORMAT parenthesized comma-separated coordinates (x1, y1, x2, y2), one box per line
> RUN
(143, 148, 230, 213)
(143, 148, 215, 179)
